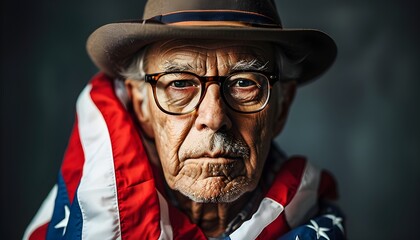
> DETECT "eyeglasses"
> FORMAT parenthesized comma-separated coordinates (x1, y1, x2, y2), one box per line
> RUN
(144, 71, 279, 115)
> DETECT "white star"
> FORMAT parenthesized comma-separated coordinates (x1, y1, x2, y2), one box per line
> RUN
(295, 236, 300, 240)
(306, 219, 330, 240)
(54, 205, 70, 236)
(324, 214, 344, 233)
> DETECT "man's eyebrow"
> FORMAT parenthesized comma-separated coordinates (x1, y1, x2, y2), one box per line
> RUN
(231, 59, 269, 71)
(161, 60, 194, 72)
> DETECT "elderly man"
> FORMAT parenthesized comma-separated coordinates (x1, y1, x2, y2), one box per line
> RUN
(24, 0, 344, 239)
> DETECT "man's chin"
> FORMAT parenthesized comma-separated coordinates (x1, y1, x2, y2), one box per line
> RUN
(180, 189, 244, 203)
(175, 177, 252, 203)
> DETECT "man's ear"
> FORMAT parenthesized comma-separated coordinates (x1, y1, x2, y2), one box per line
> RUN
(273, 81, 297, 136)
(125, 79, 155, 139)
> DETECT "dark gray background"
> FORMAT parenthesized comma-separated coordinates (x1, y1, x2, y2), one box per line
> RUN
(1, 0, 419, 239)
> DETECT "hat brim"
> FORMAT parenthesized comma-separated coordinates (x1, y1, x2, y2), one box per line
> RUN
(87, 23, 336, 85)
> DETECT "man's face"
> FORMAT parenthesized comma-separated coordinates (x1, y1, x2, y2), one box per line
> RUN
(129, 39, 293, 203)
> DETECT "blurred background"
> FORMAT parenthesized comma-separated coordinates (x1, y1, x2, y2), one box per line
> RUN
(1, 0, 419, 239)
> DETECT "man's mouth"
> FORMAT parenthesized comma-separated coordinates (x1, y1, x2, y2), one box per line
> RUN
(182, 156, 245, 180)
(187, 149, 243, 161)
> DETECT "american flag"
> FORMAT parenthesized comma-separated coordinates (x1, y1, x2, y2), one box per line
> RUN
(23, 73, 345, 240)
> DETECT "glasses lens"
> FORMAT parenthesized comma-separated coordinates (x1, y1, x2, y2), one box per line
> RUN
(155, 72, 202, 114)
(223, 72, 269, 112)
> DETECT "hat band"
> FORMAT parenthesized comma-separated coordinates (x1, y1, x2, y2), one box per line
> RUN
(149, 10, 282, 27)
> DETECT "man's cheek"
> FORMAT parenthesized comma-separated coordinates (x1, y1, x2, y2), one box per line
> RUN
(241, 115, 271, 172)
(155, 130, 184, 176)
(238, 115, 267, 145)
(252, 113, 273, 151)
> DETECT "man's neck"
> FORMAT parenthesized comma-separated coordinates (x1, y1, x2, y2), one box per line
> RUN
(172, 189, 258, 237)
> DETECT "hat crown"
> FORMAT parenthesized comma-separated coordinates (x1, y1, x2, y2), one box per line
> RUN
(143, 0, 281, 26)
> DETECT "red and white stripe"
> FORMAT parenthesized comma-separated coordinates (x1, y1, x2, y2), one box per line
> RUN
(76, 84, 122, 239)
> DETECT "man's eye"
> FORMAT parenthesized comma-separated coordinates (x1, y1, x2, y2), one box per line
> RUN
(170, 80, 196, 88)
(231, 79, 258, 88)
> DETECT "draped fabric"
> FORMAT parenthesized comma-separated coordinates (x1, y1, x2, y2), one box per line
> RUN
(24, 73, 345, 240)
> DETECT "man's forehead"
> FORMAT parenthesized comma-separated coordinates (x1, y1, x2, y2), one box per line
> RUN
(145, 39, 275, 71)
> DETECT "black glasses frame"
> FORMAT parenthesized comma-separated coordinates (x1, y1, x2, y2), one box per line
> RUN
(144, 70, 279, 115)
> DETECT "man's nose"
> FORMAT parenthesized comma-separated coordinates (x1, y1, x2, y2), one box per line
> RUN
(195, 84, 232, 131)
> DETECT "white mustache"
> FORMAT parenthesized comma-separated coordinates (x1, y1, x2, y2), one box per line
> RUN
(180, 132, 250, 160)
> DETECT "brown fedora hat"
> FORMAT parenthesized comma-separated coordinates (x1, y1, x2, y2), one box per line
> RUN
(86, 0, 337, 85)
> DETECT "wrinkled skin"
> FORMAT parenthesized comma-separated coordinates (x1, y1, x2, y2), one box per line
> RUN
(126, 39, 296, 236)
